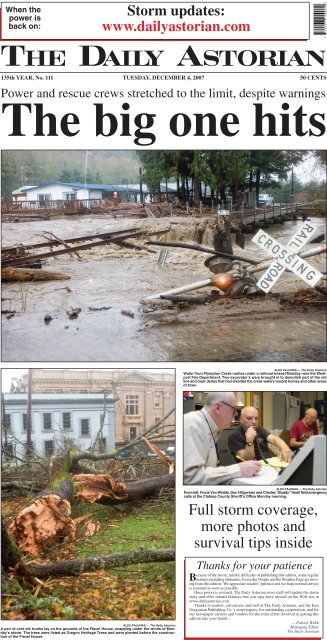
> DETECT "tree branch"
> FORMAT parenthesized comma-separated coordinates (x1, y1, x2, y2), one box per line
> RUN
(71, 408, 175, 467)
(24, 548, 175, 578)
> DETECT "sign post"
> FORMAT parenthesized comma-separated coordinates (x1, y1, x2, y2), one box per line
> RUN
(252, 222, 323, 293)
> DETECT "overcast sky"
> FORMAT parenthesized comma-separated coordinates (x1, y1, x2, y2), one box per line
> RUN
(294, 153, 326, 182)
(1, 369, 27, 392)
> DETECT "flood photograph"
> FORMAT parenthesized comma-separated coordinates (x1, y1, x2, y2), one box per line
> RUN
(1, 149, 326, 362)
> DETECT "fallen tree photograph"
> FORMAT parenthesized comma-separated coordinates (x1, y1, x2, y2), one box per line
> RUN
(1, 368, 176, 620)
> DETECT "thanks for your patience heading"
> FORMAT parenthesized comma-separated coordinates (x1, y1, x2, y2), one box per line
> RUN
(1, 45, 327, 67)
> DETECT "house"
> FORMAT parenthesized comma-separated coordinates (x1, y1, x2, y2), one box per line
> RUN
(2, 392, 115, 459)
(12, 186, 37, 200)
(12, 182, 156, 205)
(12, 182, 142, 205)
(11, 181, 178, 206)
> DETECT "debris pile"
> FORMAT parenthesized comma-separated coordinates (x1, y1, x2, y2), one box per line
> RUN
(1, 226, 165, 282)
(279, 287, 327, 308)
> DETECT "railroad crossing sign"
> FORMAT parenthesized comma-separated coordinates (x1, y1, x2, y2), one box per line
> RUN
(252, 222, 323, 293)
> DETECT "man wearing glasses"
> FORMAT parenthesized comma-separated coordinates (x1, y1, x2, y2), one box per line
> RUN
(184, 392, 261, 485)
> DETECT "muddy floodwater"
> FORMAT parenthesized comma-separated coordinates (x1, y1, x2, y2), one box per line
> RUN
(2, 215, 326, 362)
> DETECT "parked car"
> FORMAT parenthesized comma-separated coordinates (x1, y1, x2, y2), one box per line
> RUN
(258, 194, 274, 206)
(117, 450, 134, 459)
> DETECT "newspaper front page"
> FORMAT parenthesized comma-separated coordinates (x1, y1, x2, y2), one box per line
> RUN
(0, 1, 326, 639)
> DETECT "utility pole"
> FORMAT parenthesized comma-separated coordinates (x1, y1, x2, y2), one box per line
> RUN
(233, 150, 239, 206)
(139, 167, 143, 203)
(26, 369, 33, 458)
(2, 393, 8, 447)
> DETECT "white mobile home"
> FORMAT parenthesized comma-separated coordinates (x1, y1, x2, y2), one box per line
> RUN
(13, 182, 136, 204)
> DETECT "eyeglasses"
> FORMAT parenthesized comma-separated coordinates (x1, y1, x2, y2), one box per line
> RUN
(219, 401, 238, 415)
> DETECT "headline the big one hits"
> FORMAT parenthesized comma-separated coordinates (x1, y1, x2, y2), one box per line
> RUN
(1, 45, 326, 145)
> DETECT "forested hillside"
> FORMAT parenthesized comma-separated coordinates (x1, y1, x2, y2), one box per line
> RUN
(2, 149, 326, 203)
(1, 150, 139, 200)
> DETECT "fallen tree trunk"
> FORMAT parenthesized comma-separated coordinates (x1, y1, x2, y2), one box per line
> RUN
(9, 450, 174, 556)
(75, 472, 175, 504)
(23, 547, 175, 578)
(2, 266, 70, 282)
(9, 453, 76, 556)
(1, 480, 47, 494)
(1, 517, 22, 572)
(9, 495, 75, 557)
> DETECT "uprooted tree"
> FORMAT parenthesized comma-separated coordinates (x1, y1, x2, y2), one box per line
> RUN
(2, 454, 174, 579)
(2, 409, 175, 578)
(8, 450, 175, 557)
